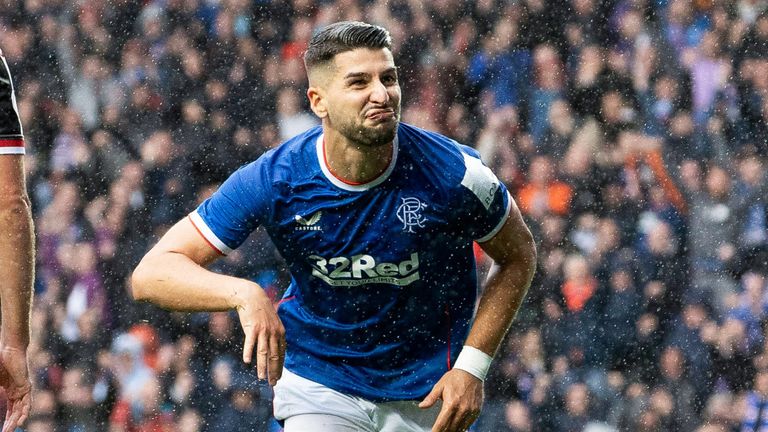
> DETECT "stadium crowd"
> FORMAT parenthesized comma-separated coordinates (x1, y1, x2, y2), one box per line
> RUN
(1, 0, 768, 430)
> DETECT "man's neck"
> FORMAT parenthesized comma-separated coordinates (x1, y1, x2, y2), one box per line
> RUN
(323, 128, 393, 185)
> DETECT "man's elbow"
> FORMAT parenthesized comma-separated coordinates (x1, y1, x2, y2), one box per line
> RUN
(130, 260, 153, 302)
(512, 228, 537, 281)
(0, 194, 33, 229)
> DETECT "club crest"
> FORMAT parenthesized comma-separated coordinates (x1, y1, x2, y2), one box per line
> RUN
(397, 197, 427, 233)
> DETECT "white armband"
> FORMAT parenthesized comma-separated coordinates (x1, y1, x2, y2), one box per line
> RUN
(452, 346, 493, 381)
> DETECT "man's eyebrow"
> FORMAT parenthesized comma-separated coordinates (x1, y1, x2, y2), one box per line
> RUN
(343, 72, 370, 80)
(343, 67, 398, 80)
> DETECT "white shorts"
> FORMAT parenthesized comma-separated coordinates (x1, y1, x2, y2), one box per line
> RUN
(273, 369, 441, 432)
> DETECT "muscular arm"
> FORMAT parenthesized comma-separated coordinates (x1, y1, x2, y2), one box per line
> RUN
(131, 217, 256, 312)
(131, 217, 285, 384)
(0, 50, 34, 431)
(0, 155, 33, 350)
(421, 197, 536, 432)
(467, 198, 537, 356)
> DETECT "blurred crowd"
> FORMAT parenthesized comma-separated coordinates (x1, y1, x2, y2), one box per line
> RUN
(2, 0, 768, 430)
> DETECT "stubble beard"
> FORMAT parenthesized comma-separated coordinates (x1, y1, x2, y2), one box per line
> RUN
(332, 105, 401, 148)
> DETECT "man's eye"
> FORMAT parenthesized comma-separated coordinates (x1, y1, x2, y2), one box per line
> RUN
(383, 75, 397, 84)
(349, 80, 365, 87)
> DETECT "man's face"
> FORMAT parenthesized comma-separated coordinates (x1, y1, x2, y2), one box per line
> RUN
(314, 48, 401, 147)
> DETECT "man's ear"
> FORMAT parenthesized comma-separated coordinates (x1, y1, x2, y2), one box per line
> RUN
(308, 86, 328, 119)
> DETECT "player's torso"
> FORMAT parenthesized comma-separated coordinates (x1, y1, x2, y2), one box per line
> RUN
(264, 131, 475, 326)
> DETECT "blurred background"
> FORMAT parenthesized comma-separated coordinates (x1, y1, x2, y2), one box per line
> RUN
(2, 0, 768, 430)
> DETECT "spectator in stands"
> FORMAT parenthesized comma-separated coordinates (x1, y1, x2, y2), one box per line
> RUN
(5, 0, 768, 429)
(741, 368, 768, 431)
(517, 155, 572, 218)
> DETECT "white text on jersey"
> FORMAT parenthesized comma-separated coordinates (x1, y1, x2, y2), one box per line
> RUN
(308, 253, 420, 287)
(295, 211, 323, 231)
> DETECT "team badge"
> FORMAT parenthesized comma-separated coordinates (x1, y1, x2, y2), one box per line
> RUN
(397, 197, 427, 233)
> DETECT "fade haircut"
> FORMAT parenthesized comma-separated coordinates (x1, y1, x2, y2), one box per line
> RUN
(304, 21, 392, 71)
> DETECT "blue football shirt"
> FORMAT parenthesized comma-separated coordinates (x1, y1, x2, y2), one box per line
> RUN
(191, 123, 511, 401)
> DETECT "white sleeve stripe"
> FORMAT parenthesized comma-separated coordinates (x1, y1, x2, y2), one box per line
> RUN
(189, 211, 233, 255)
(0, 147, 24, 155)
(475, 192, 512, 243)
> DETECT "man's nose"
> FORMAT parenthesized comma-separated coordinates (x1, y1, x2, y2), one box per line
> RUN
(369, 79, 389, 104)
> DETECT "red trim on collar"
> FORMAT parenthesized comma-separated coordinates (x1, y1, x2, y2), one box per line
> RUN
(322, 138, 392, 186)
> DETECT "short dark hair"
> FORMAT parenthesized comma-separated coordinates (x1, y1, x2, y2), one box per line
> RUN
(304, 21, 392, 70)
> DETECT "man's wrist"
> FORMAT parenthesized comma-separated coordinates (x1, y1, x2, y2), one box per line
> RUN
(228, 281, 263, 310)
(453, 345, 493, 381)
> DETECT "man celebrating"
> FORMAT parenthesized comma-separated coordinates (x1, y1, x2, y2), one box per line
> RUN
(132, 21, 536, 432)
(0, 49, 34, 431)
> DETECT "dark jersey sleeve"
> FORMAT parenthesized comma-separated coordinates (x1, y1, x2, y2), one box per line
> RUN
(0, 54, 25, 154)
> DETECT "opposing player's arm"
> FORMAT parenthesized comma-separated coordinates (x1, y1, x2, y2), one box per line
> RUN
(0, 155, 33, 432)
(0, 155, 33, 350)
(131, 216, 285, 385)
(0, 49, 33, 432)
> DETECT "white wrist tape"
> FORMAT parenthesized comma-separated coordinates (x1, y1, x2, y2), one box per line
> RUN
(453, 345, 493, 381)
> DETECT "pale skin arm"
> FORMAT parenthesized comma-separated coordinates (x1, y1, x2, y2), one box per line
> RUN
(420, 197, 537, 432)
(131, 217, 285, 385)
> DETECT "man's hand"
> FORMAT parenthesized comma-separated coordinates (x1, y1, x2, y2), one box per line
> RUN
(233, 283, 286, 386)
(419, 369, 483, 432)
(0, 346, 30, 432)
